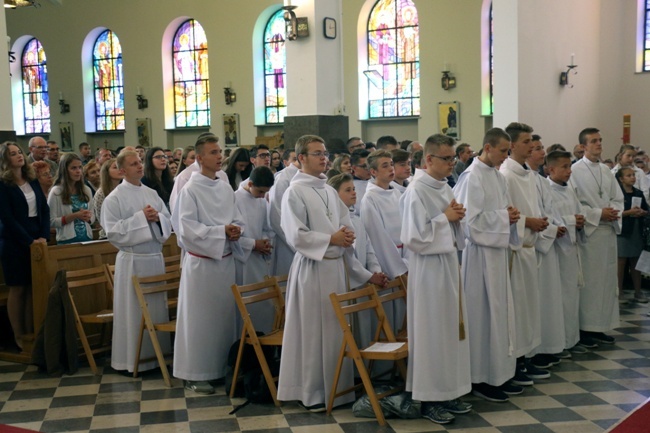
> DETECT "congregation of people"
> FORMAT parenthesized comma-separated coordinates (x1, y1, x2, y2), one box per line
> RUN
(1, 123, 649, 425)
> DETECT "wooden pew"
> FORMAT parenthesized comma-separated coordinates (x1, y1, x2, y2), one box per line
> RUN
(0, 234, 180, 363)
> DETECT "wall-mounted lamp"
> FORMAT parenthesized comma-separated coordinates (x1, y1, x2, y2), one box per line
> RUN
(224, 86, 236, 105)
(136, 87, 148, 110)
(441, 69, 456, 91)
(559, 53, 578, 87)
(283, 2, 309, 41)
(58, 92, 70, 114)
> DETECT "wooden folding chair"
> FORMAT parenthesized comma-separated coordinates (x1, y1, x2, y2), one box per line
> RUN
(373, 275, 408, 342)
(265, 274, 288, 330)
(328, 285, 408, 426)
(132, 269, 180, 387)
(66, 265, 114, 375)
(163, 255, 182, 315)
(230, 277, 285, 406)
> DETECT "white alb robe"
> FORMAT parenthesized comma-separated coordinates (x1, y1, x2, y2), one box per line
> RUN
(401, 172, 471, 402)
(268, 163, 298, 277)
(548, 178, 586, 349)
(453, 159, 520, 386)
(234, 182, 275, 333)
(353, 179, 368, 216)
(569, 157, 623, 332)
(500, 158, 552, 357)
(531, 172, 564, 355)
(173, 172, 245, 381)
(277, 171, 356, 407)
(101, 181, 172, 372)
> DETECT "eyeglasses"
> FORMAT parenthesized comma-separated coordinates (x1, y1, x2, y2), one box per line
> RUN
(431, 155, 457, 163)
(257, 153, 271, 159)
(153, 155, 168, 160)
(306, 151, 330, 159)
(354, 164, 369, 170)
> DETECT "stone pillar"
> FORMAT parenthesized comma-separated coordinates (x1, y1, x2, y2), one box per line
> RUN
(283, 0, 348, 151)
(0, 7, 16, 142)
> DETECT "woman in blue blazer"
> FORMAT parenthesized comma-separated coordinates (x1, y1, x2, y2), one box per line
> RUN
(0, 141, 50, 351)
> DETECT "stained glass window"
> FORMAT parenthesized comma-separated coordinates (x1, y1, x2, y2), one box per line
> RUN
(93, 30, 124, 131)
(645, 0, 650, 71)
(367, 0, 420, 118)
(172, 19, 210, 128)
(21, 38, 50, 134)
(263, 10, 287, 124)
(489, 3, 494, 114)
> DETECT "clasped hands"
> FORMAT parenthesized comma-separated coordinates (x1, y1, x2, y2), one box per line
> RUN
(331, 226, 355, 248)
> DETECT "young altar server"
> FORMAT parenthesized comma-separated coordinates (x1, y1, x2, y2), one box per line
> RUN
(568, 128, 623, 347)
(234, 166, 275, 333)
(101, 150, 172, 373)
(401, 134, 472, 424)
(525, 138, 567, 364)
(173, 136, 245, 395)
(327, 173, 388, 348)
(546, 150, 587, 353)
(277, 135, 359, 412)
(453, 128, 522, 403)
(500, 122, 555, 383)
(267, 147, 300, 277)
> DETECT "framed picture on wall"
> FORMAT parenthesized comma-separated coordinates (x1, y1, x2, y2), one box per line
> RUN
(223, 114, 240, 147)
(136, 118, 152, 147)
(438, 101, 460, 140)
(59, 122, 73, 151)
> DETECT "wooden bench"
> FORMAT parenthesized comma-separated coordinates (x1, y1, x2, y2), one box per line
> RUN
(0, 234, 180, 363)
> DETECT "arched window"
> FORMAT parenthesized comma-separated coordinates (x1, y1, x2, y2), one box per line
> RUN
(366, 0, 420, 118)
(21, 38, 50, 134)
(172, 19, 210, 128)
(643, 0, 650, 72)
(92, 30, 124, 131)
(263, 9, 287, 124)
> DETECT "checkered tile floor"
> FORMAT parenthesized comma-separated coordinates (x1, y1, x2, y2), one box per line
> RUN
(1, 303, 650, 433)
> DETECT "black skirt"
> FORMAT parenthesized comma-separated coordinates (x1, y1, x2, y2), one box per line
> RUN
(0, 216, 41, 286)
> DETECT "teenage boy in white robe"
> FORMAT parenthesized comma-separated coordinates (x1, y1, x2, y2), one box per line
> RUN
(500, 122, 555, 384)
(169, 133, 228, 217)
(234, 166, 275, 333)
(452, 128, 522, 403)
(173, 136, 245, 395)
(361, 150, 408, 334)
(268, 150, 300, 277)
(277, 135, 360, 412)
(546, 150, 587, 354)
(327, 173, 388, 348)
(401, 134, 472, 425)
(568, 128, 623, 347)
(525, 137, 568, 364)
(101, 150, 172, 373)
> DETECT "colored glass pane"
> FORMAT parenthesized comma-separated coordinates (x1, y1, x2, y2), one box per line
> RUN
(172, 19, 210, 128)
(264, 9, 287, 124)
(92, 30, 124, 131)
(645, 0, 650, 71)
(367, 0, 420, 118)
(21, 38, 50, 134)
(490, 4, 494, 114)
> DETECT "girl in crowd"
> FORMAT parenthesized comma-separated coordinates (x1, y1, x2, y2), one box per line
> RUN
(224, 147, 252, 190)
(175, 146, 196, 178)
(270, 149, 283, 174)
(32, 160, 54, 197)
(48, 153, 95, 244)
(331, 154, 352, 174)
(0, 142, 49, 350)
(142, 147, 174, 210)
(83, 160, 101, 196)
(172, 147, 184, 162)
(616, 167, 649, 303)
(93, 158, 123, 239)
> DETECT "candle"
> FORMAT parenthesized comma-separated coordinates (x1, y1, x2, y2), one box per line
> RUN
(136, 86, 142, 96)
(571, 53, 575, 65)
(58, 92, 63, 100)
(443, 62, 449, 72)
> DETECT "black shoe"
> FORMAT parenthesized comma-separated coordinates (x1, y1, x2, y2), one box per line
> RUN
(421, 403, 455, 424)
(299, 402, 326, 413)
(440, 398, 472, 414)
(471, 383, 509, 402)
(523, 361, 551, 380)
(590, 332, 615, 345)
(578, 337, 599, 349)
(511, 369, 533, 386)
(499, 382, 524, 395)
(553, 350, 572, 359)
(530, 354, 553, 369)
(535, 354, 561, 367)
